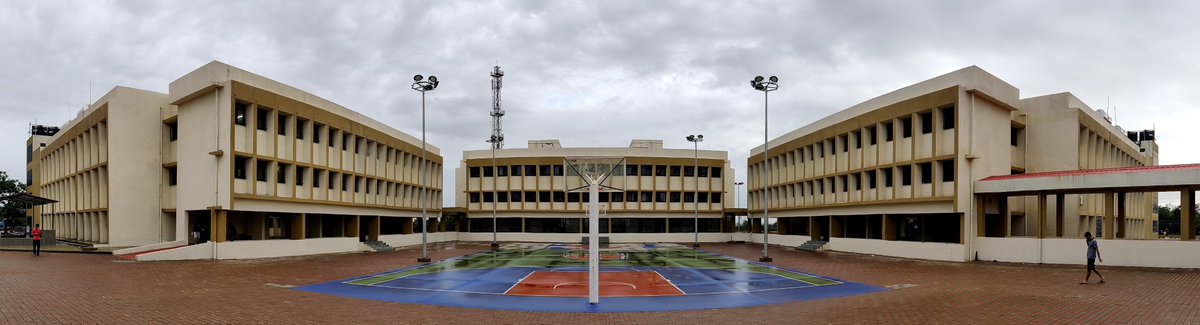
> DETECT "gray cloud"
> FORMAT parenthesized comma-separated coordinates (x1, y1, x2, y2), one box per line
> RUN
(2, 0, 1197, 206)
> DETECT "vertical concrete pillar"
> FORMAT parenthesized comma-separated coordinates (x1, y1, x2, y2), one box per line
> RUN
(210, 209, 227, 243)
(99, 213, 108, 244)
(1055, 193, 1065, 238)
(1000, 196, 1009, 237)
(1103, 192, 1115, 240)
(830, 216, 843, 238)
(1117, 192, 1126, 239)
(976, 196, 986, 237)
(1037, 193, 1047, 239)
(368, 216, 380, 241)
(291, 214, 306, 240)
(346, 215, 360, 239)
(1182, 190, 1196, 241)
(403, 217, 414, 234)
(883, 214, 895, 240)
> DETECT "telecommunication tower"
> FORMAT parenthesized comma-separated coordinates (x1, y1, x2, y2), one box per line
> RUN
(489, 65, 505, 149)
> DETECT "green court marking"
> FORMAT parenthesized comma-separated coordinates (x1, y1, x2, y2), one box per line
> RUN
(347, 245, 840, 287)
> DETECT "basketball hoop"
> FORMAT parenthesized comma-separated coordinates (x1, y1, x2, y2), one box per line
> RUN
(563, 157, 625, 305)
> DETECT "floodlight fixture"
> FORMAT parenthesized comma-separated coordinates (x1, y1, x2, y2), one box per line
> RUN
(414, 74, 423, 81)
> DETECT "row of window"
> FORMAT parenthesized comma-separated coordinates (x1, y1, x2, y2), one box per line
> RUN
(468, 190, 724, 204)
(233, 156, 437, 193)
(467, 217, 723, 233)
(235, 101, 433, 168)
(468, 164, 723, 178)
(758, 160, 955, 196)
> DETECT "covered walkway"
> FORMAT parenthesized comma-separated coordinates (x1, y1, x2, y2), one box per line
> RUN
(975, 164, 1200, 240)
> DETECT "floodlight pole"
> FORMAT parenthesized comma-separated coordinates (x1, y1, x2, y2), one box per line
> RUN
(687, 134, 704, 248)
(751, 75, 778, 263)
(488, 136, 499, 250)
(735, 181, 745, 231)
(588, 182, 600, 304)
(412, 74, 438, 263)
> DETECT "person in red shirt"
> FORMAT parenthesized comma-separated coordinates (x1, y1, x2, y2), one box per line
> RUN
(31, 224, 41, 256)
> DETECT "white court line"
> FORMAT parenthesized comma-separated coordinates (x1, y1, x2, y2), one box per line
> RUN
(652, 270, 685, 295)
(502, 270, 538, 295)
(552, 281, 637, 290)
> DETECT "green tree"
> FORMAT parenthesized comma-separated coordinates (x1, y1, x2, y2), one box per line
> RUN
(0, 171, 29, 229)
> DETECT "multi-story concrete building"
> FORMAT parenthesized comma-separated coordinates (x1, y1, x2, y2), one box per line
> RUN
(454, 139, 736, 243)
(27, 61, 445, 259)
(745, 66, 1157, 261)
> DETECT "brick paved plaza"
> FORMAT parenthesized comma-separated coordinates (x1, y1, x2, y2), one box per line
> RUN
(1, 243, 1198, 324)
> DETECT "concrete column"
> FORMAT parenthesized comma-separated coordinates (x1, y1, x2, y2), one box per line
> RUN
(1037, 193, 1047, 239)
(1182, 190, 1196, 241)
(830, 216, 843, 238)
(99, 213, 108, 244)
(1055, 193, 1065, 238)
(999, 196, 1009, 237)
(1103, 192, 1115, 240)
(883, 214, 896, 240)
(1117, 192, 1127, 239)
(291, 214, 306, 240)
(210, 209, 227, 243)
(368, 216, 380, 241)
(89, 213, 97, 242)
(403, 217, 414, 234)
(976, 196, 986, 237)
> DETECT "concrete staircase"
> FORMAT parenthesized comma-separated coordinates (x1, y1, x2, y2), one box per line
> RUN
(797, 240, 828, 252)
(363, 241, 394, 252)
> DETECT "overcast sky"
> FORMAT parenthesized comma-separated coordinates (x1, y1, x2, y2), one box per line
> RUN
(2, 0, 1197, 207)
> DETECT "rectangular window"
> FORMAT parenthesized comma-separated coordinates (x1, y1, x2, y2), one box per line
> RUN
(482, 192, 494, 203)
(626, 164, 639, 176)
(482, 166, 494, 177)
(525, 191, 537, 202)
(540, 191, 551, 203)
(698, 192, 709, 203)
(234, 102, 248, 126)
(342, 175, 350, 192)
(167, 167, 177, 186)
(296, 166, 307, 186)
(497, 165, 508, 177)
(511, 191, 523, 202)
(901, 117, 913, 138)
(655, 191, 667, 203)
(920, 162, 932, 184)
(941, 106, 955, 129)
(329, 173, 338, 190)
(469, 192, 480, 203)
(684, 191, 695, 203)
(353, 176, 360, 193)
(868, 171, 877, 189)
(920, 111, 933, 134)
(277, 114, 288, 135)
(711, 167, 721, 178)
(853, 174, 860, 190)
(540, 165, 552, 177)
(941, 159, 955, 182)
(900, 165, 912, 186)
(510, 165, 522, 176)
(168, 122, 178, 141)
(640, 165, 652, 177)
(277, 163, 289, 184)
(626, 191, 638, 202)
(314, 170, 323, 188)
(313, 124, 323, 143)
(328, 129, 337, 147)
(841, 135, 849, 152)
(256, 160, 269, 182)
(525, 165, 537, 176)
(1011, 127, 1020, 146)
(354, 137, 361, 154)
(611, 191, 623, 202)
(553, 165, 564, 176)
(883, 168, 893, 187)
(469, 167, 480, 178)
(867, 126, 877, 145)
(655, 165, 666, 177)
(296, 119, 307, 140)
(670, 166, 681, 176)
(670, 192, 681, 203)
(366, 180, 372, 194)
(684, 166, 695, 177)
(553, 192, 565, 203)
(840, 175, 848, 192)
(236, 155, 250, 179)
(883, 122, 894, 141)
(854, 131, 861, 149)
(568, 192, 580, 203)
(641, 191, 653, 203)
(343, 133, 351, 151)
(816, 143, 824, 158)
(711, 193, 722, 204)
(497, 192, 508, 203)
(257, 108, 270, 131)
(698, 166, 709, 177)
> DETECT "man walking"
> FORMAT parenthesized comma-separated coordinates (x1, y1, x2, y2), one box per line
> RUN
(31, 224, 42, 256)
(1080, 231, 1105, 284)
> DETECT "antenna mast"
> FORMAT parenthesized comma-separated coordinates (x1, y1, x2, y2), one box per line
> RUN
(490, 65, 505, 149)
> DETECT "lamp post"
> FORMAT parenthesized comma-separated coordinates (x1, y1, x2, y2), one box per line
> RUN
(734, 181, 745, 232)
(487, 135, 502, 250)
(412, 74, 439, 263)
(686, 134, 704, 248)
(751, 75, 778, 263)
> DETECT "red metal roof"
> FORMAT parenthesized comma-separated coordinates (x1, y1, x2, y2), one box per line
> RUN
(979, 164, 1200, 182)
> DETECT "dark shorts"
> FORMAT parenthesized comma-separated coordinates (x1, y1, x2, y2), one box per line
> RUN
(1087, 258, 1096, 271)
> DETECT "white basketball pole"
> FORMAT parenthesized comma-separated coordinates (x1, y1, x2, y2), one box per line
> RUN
(588, 182, 600, 304)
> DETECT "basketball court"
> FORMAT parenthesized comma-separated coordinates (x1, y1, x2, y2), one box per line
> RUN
(296, 243, 884, 312)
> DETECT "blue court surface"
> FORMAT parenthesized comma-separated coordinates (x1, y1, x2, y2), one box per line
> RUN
(296, 243, 884, 313)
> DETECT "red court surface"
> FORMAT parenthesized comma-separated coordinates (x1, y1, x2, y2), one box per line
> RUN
(505, 271, 684, 297)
